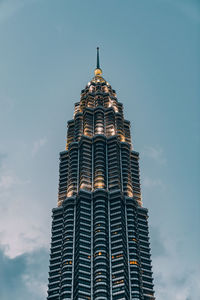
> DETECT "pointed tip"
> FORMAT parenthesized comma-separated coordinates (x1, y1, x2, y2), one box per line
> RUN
(94, 47, 102, 76)
(96, 47, 100, 69)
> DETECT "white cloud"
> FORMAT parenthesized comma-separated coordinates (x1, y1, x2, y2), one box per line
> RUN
(0, 174, 15, 189)
(0, 171, 30, 190)
(0, 247, 49, 299)
(142, 145, 166, 165)
(0, 192, 49, 258)
(0, 166, 49, 258)
(23, 274, 47, 298)
(155, 257, 200, 300)
(22, 250, 49, 298)
(152, 230, 200, 300)
(32, 137, 47, 156)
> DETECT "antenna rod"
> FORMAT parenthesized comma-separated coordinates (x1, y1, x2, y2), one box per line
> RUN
(97, 47, 100, 69)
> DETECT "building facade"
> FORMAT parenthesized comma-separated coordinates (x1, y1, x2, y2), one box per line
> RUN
(47, 48, 155, 300)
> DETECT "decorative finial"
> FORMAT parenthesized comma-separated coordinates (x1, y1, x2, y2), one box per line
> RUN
(94, 47, 102, 76)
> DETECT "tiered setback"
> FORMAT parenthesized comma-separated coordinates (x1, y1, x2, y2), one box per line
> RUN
(58, 77, 141, 206)
(47, 75, 155, 300)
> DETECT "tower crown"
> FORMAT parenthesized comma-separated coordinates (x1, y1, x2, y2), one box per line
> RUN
(94, 47, 102, 76)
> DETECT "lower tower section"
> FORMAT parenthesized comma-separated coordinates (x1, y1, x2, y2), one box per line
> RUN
(47, 190, 155, 300)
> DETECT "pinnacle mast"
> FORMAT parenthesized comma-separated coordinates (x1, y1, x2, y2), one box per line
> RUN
(96, 47, 100, 69)
(94, 47, 102, 76)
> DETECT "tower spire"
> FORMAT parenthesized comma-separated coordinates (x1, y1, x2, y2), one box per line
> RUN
(96, 47, 100, 69)
(94, 47, 102, 76)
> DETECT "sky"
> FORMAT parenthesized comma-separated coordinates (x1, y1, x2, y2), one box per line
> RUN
(0, 0, 199, 299)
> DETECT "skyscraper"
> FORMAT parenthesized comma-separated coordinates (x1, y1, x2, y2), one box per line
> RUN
(47, 48, 155, 300)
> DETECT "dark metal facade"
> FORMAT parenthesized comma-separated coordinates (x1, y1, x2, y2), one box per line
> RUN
(47, 69, 155, 300)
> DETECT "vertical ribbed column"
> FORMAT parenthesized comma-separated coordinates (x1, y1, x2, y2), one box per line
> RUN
(116, 113, 125, 142)
(131, 152, 142, 206)
(107, 138, 121, 191)
(93, 136, 107, 190)
(126, 199, 143, 300)
(110, 193, 130, 300)
(58, 151, 69, 207)
(73, 192, 92, 299)
(121, 144, 133, 198)
(47, 207, 64, 300)
(94, 108, 105, 135)
(105, 109, 116, 137)
(80, 94, 86, 112)
(79, 138, 92, 191)
(74, 103, 80, 115)
(103, 94, 110, 108)
(66, 121, 75, 150)
(111, 98, 119, 113)
(93, 191, 110, 299)
(117, 103, 123, 117)
(124, 120, 131, 145)
(83, 110, 94, 137)
(67, 143, 78, 197)
(137, 208, 154, 300)
(60, 201, 75, 299)
(74, 113, 83, 142)
(86, 94, 95, 108)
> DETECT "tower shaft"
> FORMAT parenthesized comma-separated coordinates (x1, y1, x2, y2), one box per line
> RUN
(47, 57, 155, 300)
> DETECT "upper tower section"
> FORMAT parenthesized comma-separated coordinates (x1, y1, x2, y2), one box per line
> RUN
(58, 49, 142, 207)
(66, 48, 132, 150)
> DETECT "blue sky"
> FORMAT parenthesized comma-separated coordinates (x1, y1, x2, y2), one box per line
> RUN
(0, 0, 199, 299)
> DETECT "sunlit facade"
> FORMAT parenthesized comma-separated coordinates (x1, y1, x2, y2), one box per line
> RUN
(47, 48, 155, 300)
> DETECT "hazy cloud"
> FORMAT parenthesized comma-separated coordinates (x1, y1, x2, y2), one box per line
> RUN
(150, 226, 166, 257)
(0, 202, 49, 258)
(0, 0, 26, 22)
(0, 166, 48, 258)
(152, 229, 200, 300)
(142, 146, 167, 165)
(0, 168, 30, 190)
(0, 0, 41, 23)
(32, 137, 47, 156)
(142, 177, 165, 189)
(0, 174, 16, 189)
(0, 247, 48, 300)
